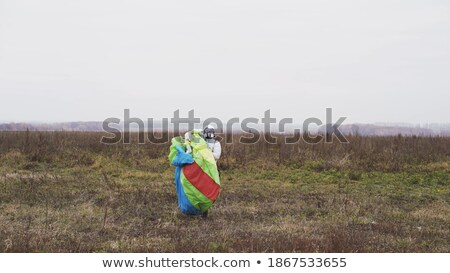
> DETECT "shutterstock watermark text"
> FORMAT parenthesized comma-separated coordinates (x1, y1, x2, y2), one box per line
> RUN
(100, 108, 348, 145)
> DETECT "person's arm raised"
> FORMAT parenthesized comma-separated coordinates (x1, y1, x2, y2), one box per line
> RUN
(212, 141, 222, 161)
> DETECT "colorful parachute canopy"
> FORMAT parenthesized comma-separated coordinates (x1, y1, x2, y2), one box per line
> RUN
(168, 132, 221, 215)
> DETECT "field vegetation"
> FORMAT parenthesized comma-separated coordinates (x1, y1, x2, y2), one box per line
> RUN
(0, 131, 449, 252)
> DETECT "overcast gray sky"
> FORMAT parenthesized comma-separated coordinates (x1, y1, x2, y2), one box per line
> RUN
(0, 0, 449, 123)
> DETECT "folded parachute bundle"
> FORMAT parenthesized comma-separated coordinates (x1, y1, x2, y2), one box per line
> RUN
(168, 131, 221, 215)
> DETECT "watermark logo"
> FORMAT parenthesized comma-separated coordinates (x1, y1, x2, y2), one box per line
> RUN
(101, 108, 348, 145)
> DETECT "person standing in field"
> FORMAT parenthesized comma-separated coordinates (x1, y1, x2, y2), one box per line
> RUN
(202, 124, 221, 162)
(200, 124, 221, 218)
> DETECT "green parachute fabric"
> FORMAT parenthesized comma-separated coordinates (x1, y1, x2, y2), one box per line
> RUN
(168, 131, 221, 215)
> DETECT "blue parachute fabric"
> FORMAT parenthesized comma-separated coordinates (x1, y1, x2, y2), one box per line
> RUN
(172, 145, 202, 215)
(171, 145, 194, 167)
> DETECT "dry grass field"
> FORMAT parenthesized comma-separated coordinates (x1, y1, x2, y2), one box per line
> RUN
(0, 131, 449, 252)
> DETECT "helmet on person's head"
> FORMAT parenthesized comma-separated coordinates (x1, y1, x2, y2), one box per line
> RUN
(203, 124, 216, 139)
